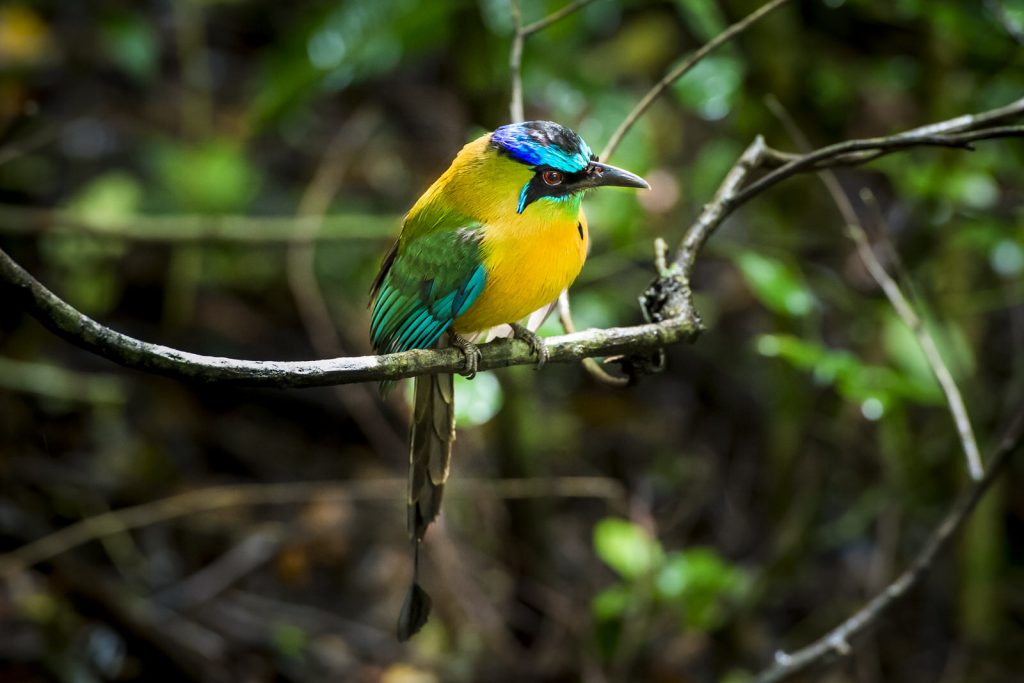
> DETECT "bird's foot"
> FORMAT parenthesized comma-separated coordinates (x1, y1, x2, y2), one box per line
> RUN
(450, 332, 481, 380)
(510, 323, 549, 369)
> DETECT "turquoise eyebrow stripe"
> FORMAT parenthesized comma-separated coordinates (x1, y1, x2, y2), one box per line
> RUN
(517, 182, 530, 214)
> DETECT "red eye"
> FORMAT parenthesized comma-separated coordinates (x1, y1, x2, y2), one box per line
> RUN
(542, 170, 564, 186)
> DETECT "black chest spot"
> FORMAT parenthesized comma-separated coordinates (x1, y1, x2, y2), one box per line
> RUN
(577, 222, 584, 240)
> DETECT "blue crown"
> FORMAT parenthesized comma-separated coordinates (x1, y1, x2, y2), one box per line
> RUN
(491, 121, 593, 173)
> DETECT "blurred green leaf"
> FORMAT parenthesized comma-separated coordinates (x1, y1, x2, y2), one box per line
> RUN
(882, 314, 938, 391)
(732, 251, 815, 317)
(675, 0, 727, 40)
(594, 517, 663, 580)
(656, 548, 748, 631)
(154, 141, 260, 213)
(101, 12, 157, 81)
(67, 172, 142, 224)
(990, 238, 1024, 278)
(454, 372, 503, 427)
(591, 584, 631, 622)
(672, 54, 744, 121)
(756, 333, 942, 414)
(271, 623, 307, 661)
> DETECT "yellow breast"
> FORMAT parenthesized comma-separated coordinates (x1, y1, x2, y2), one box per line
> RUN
(453, 207, 588, 333)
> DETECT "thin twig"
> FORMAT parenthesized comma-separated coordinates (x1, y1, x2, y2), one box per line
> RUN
(521, 0, 598, 36)
(557, 290, 629, 387)
(854, 190, 984, 480)
(764, 95, 984, 481)
(752, 409, 1024, 683)
(601, 0, 792, 160)
(509, 0, 598, 122)
(509, 0, 525, 123)
(0, 476, 625, 579)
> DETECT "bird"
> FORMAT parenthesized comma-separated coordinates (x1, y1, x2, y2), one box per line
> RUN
(368, 120, 648, 640)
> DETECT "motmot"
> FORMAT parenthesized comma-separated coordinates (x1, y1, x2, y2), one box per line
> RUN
(369, 120, 648, 639)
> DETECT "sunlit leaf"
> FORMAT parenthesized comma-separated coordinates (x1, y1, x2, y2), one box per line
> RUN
(732, 251, 815, 317)
(67, 172, 142, 224)
(593, 517, 663, 580)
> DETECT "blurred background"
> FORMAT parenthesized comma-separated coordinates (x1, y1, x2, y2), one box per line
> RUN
(1, 0, 1023, 681)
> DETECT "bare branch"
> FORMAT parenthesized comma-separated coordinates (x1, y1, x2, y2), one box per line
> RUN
(0, 476, 625, 579)
(0, 246, 700, 386)
(752, 410, 1024, 683)
(601, 0, 792, 160)
(728, 124, 1024, 212)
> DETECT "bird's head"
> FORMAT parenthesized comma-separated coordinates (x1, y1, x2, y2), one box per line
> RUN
(489, 121, 649, 215)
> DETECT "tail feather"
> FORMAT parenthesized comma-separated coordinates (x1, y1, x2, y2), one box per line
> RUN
(408, 371, 455, 541)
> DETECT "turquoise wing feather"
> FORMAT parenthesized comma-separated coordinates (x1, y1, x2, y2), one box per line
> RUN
(370, 226, 486, 354)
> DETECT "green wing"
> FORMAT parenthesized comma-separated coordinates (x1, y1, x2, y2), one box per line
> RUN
(370, 226, 486, 354)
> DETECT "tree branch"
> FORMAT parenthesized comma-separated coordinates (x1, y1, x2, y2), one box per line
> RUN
(752, 409, 1024, 683)
(728, 124, 1024, 212)
(0, 245, 700, 386)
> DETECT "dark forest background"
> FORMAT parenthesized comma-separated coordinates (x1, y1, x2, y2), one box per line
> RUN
(0, 0, 1023, 681)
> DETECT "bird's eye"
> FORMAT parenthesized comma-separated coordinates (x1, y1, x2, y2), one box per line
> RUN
(542, 170, 564, 186)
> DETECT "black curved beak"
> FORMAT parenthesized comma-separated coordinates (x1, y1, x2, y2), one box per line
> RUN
(580, 161, 650, 190)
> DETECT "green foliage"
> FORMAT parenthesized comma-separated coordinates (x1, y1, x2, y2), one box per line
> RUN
(656, 548, 749, 630)
(100, 11, 158, 81)
(592, 517, 749, 657)
(731, 251, 816, 317)
(153, 142, 260, 213)
(66, 172, 142, 224)
(594, 517, 664, 580)
(756, 332, 941, 418)
(672, 54, 745, 121)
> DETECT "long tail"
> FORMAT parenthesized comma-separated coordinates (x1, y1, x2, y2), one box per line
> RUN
(409, 371, 454, 539)
(396, 370, 454, 641)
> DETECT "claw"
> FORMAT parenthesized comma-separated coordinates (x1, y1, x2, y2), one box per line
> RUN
(510, 322, 549, 369)
(450, 332, 481, 379)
